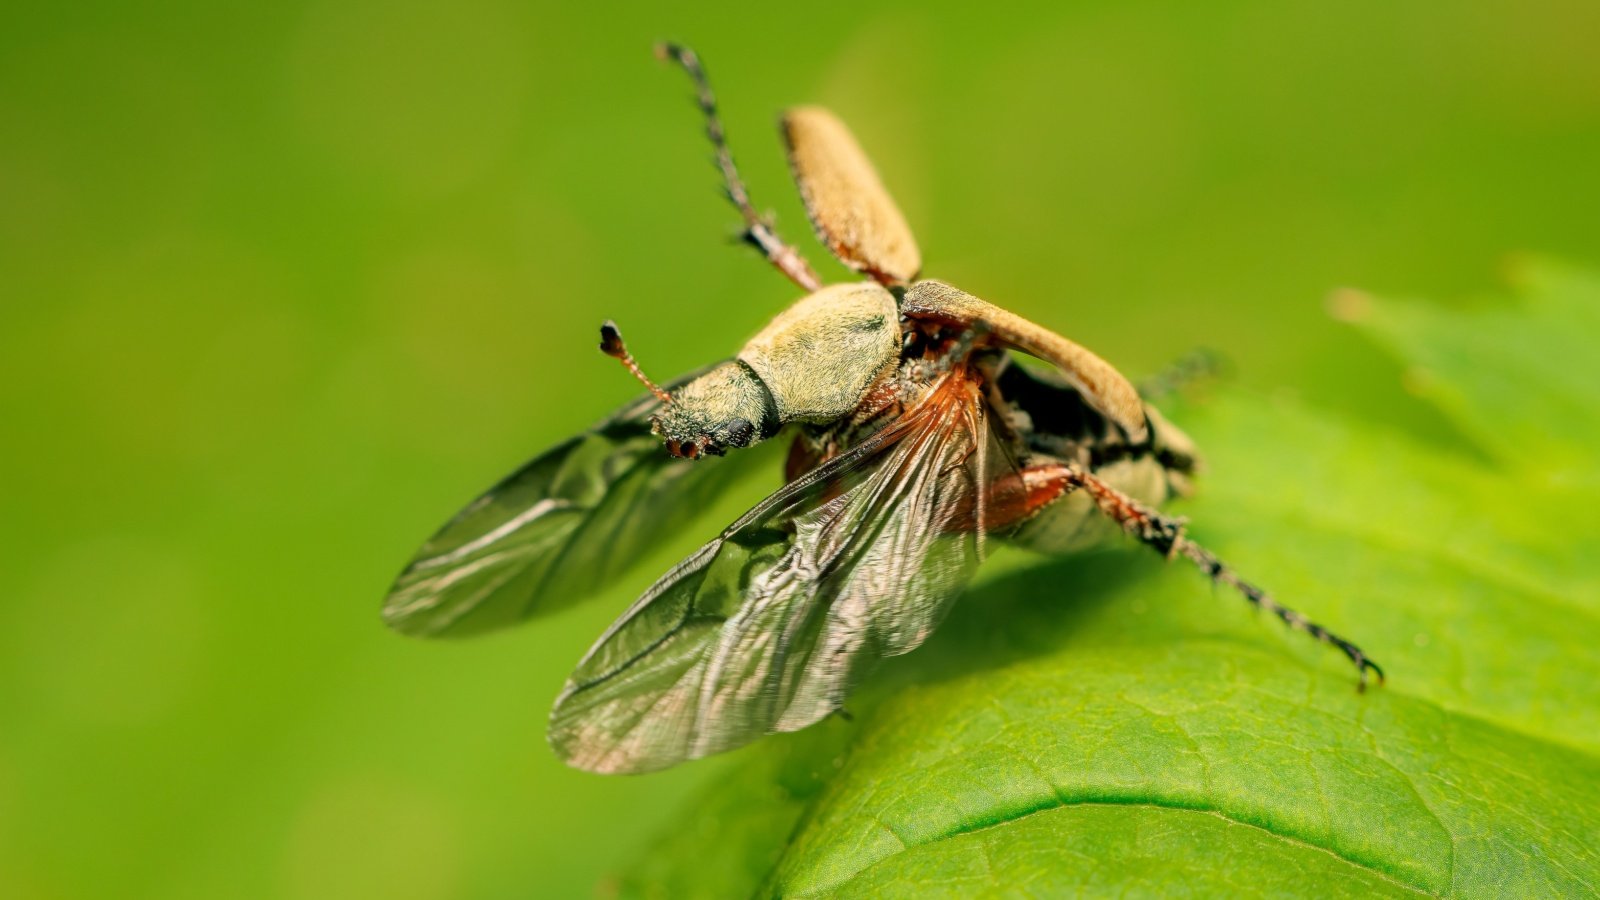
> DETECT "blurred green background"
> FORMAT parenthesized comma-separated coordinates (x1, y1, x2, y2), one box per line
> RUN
(2, 1, 1597, 897)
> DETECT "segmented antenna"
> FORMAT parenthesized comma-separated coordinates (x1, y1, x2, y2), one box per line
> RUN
(599, 320, 673, 405)
(654, 42, 822, 292)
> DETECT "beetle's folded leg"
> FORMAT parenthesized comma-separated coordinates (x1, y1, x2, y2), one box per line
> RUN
(737, 223, 824, 293)
(1136, 348, 1228, 401)
(1065, 466, 1386, 691)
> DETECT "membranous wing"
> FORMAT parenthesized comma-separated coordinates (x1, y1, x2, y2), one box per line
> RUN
(549, 366, 1018, 773)
(383, 367, 754, 638)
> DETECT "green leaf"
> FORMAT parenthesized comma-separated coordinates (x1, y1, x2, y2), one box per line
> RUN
(1346, 259, 1600, 490)
(616, 263, 1600, 897)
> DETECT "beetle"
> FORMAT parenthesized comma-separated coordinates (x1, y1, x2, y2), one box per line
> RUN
(382, 44, 1383, 774)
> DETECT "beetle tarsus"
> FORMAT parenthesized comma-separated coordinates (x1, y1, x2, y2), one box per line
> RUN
(1193, 543, 1387, 691)
(1137, 348, 1229, 400)
(655, 42, 822, 292)
(1066, 465, 1385, 689)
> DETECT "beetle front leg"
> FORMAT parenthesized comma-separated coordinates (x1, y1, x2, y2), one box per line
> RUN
(656, 43, 823, 292)
(993, 462, 1386, 690)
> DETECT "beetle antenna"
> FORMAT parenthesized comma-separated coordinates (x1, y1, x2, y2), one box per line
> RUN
(599, 320, 673, 405)
(654, 42, 822, 293)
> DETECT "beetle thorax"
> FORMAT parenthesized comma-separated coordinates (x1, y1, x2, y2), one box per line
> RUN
(736, 283, 900, 424)
(654, 282, 900, 460)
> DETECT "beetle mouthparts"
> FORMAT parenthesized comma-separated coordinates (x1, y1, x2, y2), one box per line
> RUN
(665, 437, 723, 460)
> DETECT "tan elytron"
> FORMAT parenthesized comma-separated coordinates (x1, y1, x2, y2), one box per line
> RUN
(901, 280, 1148, 441)
(783, 106, 922, 286)
(381, 43, 1384, 776)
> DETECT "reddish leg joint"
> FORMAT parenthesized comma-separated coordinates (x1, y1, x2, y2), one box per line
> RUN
(984, 463, 1079, 532)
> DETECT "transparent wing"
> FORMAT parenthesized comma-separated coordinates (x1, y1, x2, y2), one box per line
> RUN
(383, 366, 756, 638)
(549, 367, 1016, 773)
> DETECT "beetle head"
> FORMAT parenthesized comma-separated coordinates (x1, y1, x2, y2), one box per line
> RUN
(651, 363, 771, 459)
(600, 321, 771, 460)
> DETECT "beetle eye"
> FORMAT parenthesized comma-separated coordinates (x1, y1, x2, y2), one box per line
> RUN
(725, 418, 755, 446)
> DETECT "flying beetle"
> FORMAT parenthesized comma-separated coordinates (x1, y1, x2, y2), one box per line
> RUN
(383, 44, 1384, 775)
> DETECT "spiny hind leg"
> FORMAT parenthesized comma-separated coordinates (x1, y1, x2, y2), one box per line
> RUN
(1055, 464, 1385, 689)
(655, 43, 822, 292)
(1173, 537, 1385, 690)
(1137, 348, 1227, 401)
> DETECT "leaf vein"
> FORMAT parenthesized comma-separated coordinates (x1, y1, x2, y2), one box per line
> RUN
(823, 798, 1438, 898)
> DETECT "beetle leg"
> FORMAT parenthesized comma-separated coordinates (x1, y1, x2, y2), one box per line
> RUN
(984, 463, 1078, 531)
(1136, 348, 1227, 401)
(656, 43, 823, 292)
(1008, 463, 1385, 690)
